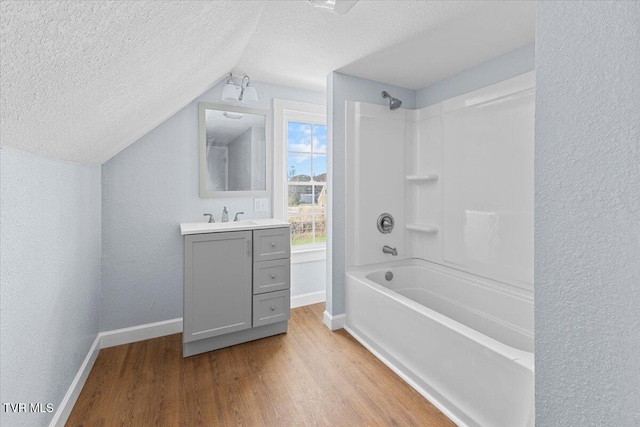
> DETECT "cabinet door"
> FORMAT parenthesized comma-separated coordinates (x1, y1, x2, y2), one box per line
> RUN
(184, 231, 252, 343)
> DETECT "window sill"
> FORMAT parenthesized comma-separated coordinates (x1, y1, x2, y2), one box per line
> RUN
(291, 247, 326, 264)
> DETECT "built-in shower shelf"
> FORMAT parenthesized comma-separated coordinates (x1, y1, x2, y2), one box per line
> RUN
(406, 174, 439, 183)
(406, 224, 439, 233)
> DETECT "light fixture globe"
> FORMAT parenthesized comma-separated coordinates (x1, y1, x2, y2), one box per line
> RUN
(221, 81, 241, 102)
(242, 83, 259, 103)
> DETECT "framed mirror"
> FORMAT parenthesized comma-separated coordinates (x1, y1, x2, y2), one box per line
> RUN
(199, 102, 272, 197)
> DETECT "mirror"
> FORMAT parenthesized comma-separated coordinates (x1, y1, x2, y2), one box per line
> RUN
(199, 103, 272, 197)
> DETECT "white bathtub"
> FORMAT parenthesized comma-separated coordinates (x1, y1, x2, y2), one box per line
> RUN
(345, 259, 534, 427)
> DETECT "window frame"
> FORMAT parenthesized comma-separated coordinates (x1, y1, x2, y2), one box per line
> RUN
(273, 99, 327, 260)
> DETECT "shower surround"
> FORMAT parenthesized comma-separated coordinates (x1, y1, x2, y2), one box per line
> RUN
(344, 72, 535, 427)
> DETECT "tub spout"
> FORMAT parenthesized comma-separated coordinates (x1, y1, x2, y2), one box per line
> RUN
(382, 245, 398, 256)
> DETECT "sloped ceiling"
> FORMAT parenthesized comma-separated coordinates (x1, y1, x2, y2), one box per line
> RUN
(1, 1, 517, 166)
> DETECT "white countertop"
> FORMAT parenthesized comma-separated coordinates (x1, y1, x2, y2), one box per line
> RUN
(180, 218, 290, 235)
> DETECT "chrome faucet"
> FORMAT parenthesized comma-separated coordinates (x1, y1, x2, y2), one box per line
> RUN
(203, 213, 214, 223)
(382, 245, 398, 256)
(234, 212, 244, 222)
(221, 206, 229, 222)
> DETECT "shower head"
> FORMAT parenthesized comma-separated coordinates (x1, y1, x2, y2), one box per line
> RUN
(381, 91, 402, 110)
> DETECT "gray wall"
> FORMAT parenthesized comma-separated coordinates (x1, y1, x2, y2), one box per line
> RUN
(326, 72, 416, 315)
(535, 2, 640, 425)
(101, 79, 324, 331)
(417, 43, 535, 108)
(0, 148, 101, 427)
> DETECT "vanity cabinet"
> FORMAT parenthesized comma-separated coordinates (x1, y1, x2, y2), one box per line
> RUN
(182, 223, 290, 357)
(183, 231, 252, 343)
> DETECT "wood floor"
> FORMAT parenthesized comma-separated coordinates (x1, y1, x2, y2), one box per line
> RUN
(67, 303, 454, 426)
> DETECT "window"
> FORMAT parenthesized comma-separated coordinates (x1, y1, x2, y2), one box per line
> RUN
(273, 99, 327, 257)
(286, 121, 327, 248)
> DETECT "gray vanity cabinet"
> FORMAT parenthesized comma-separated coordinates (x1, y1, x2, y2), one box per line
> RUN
(183, 231, 253, 344)
(182, 225, 290, 357)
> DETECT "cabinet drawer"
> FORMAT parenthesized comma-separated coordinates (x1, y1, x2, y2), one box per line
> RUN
(253, 259, 290, 294)
(253, 228, 290, 261)
(253, 290, 290, 327)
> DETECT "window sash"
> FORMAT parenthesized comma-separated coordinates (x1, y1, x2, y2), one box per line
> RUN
(273, 99, 327, 253)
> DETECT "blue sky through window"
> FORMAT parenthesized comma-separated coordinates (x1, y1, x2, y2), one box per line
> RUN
(287, 122, 311, 152)
(287, 122, 327, 181)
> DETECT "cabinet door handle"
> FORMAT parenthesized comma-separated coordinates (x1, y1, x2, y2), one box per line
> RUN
(270, 306, 276, 311)
(270, 274, 276, 279)
(247, 239, 252, 257)
(270, 242, 276, 248)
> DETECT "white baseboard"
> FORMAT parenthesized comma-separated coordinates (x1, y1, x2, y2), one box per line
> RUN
(291, 290, 326, 308)
(323, 310, 345, 330)
(49, 335, 101, 427)
(100, 317, 183, 349)
(50, 318, 183, 426)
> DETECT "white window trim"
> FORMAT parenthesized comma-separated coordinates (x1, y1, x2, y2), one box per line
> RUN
(273, 98, 327, 260)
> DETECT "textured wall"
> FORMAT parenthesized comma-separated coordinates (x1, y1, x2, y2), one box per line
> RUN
(416, 43, 535, 108)
(101, 78, 324, 331)
(0, 148, 101, 427)
(535, 2, 640, 425)
(327, 72, 416, 315)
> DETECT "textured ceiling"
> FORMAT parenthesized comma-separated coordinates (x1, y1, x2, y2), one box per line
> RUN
(1, 0, 514, 165)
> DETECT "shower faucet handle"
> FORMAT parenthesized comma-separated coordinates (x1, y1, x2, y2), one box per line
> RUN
(377, 213, 394, 234)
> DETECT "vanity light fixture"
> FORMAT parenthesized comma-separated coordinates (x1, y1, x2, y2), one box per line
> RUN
(221, 73, 259, 103)
(308, 0, 360, 15)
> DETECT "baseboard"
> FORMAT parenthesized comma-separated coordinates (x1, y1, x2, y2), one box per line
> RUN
(323, 310, 345, 330)
(100, 317, 183, 348)
(291, 290, 326, 308)
(50, 318, 184, 425)
(49, 335, 101, 427)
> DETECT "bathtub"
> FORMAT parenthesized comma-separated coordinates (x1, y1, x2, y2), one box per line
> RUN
(345, 259, 534, 427)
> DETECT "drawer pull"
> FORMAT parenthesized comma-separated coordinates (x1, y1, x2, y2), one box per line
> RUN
(270, 306, 276, 311)
(270, 242, 276, 248)
(270, 274, 276, 279)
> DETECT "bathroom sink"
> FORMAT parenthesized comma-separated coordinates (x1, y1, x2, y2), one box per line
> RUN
(203, 220, 258, 229)
(234, 220, 258, 226)
(180, 218, 290, 235)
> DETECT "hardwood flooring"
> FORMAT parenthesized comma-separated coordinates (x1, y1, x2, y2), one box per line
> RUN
(67, 303, 454, 426)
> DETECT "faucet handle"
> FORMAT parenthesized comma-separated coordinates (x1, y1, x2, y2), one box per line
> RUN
(234, 212, 245, 222)
(203, 213, 214, 223)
